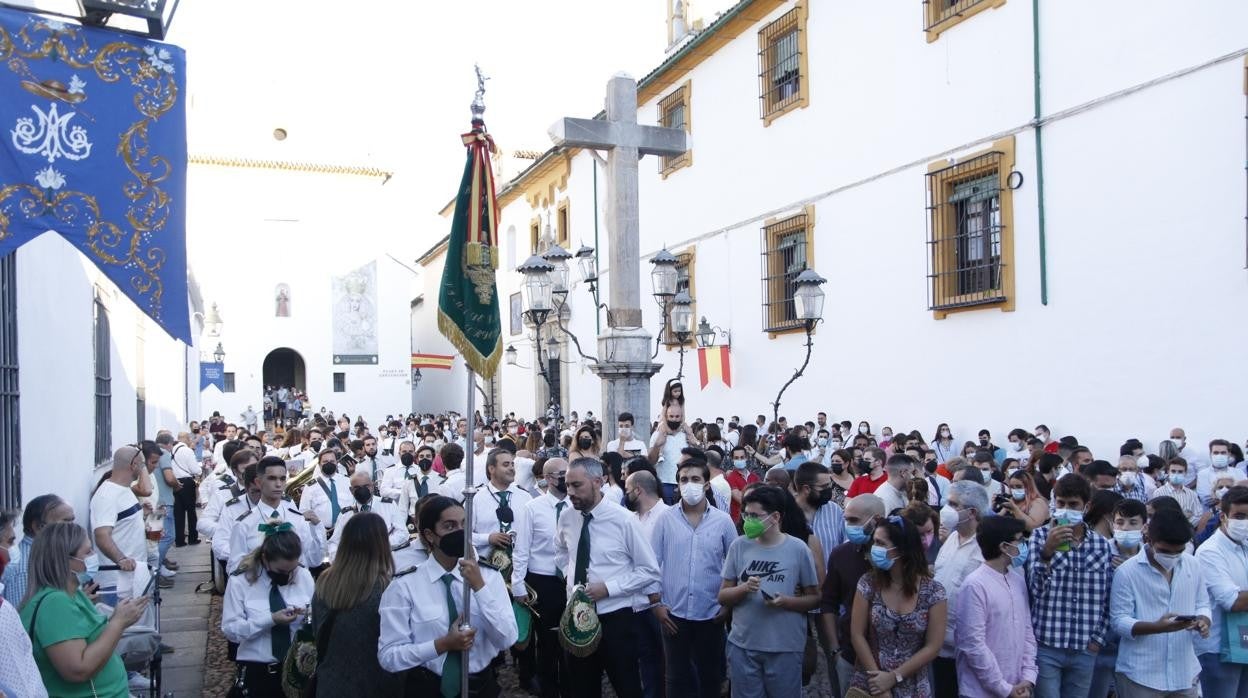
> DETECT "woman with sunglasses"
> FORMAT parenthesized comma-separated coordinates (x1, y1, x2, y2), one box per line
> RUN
(849, 514, 947, 697)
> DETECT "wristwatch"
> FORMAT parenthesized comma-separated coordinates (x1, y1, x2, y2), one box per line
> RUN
(894, 672, 904, 686)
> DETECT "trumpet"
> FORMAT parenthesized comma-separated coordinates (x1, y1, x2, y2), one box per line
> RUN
(285, 460, 318, 503)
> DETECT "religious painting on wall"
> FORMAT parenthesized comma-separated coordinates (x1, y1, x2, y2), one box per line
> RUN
(509, 292, 522, 336)
(275, 283, 291, 317)
(331, 261, 379, 364)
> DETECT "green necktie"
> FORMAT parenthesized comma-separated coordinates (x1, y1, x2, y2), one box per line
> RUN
(440, 573, 461, 698)
(268, 581, 291, 661)
(498, 490, 511, 531)
(418, 474, 428, 497)
(328, 479, 341, 526)
(361, 502, 371, 513)
(574, 512, 592, 585)
(555, 501, 567, 580)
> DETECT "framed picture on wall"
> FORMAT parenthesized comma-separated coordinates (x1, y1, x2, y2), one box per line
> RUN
(509, 292, 522, 336)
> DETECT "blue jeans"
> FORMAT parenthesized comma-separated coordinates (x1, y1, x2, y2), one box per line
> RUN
(1087, 644, 1119, 698)
(1035, 644, 1096, 698)
(157, 507, 174, 567)
(636, 608, 664, 698)
(663, 615, 726, 698)
(725, 641, 802, 698)
(1200, 652, 1248, 698)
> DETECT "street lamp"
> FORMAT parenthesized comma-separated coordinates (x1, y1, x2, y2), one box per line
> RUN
(81, 0, 182, 39)
(517, 254, 557, 393)
(542, 243, 573, 300)
(772, 268, 827, 424)
(411, 368, 423, 388)
(650, 248, 678, 300)
(695, 317, 730, 348)
(575, 244, 598, 284)
(212, 342, 225, 364)
(669, 290, 694, 380)
(504, 344, 519, 366)
(203, 302, 223, 337)
(546, 335, 562, 362)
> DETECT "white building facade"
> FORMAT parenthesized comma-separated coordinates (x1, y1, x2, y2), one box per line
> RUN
(417, 0, 1248, 458)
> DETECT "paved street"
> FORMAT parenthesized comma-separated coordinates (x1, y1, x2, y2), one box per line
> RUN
(154, 546, 213, 697)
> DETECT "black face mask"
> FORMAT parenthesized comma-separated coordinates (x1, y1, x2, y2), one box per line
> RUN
(807, 489, 833, 508)
(320, 462, 337, 476)
(418, 457, 433, 471)
(577, 438, 593, 449)
(624, 493, 639, 511)
(400, 453, 415, 467)
(979, 438, 990, 447)
(924, 460, 938, 474)
(351, 486, 372, 504)
(435, 529, 466, 559)
(309, 440, 323, 452)
(553, 476, 568, 494)
(267, 568, 292, 586)
(830, 462, 845, 475)
(666, 420, 681, 431)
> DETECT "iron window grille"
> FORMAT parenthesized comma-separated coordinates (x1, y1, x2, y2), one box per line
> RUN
(926, 151, 1007, 311)
(923, 0, 996, 32)
(223, 372, 236, 393)
(658, 85, 691, 174)
(663, 252, 696, 346)
(760, 212, 811, 333)
(758, 7, 804, 120)
(93, 299, 112, 467)
(333, 372, 345, 393)
(0, 254, 19, 510)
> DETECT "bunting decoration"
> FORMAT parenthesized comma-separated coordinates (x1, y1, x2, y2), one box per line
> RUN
(411, 353, 454, 370)
(697, 346, 732, 389)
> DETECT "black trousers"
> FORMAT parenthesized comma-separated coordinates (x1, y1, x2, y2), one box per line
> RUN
(173, 477, 198, 545)
(663, 615, 725, 698)
(566, 608, 642, 698)
(404, 666, 498, 698)
(931, 656, 958, 697)
(524, 572, 570, 698)
(231, 661, 283, 697)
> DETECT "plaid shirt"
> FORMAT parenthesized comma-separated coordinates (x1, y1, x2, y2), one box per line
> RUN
(1026, 524, 1115, 649)
(1112, 474, 1149, 502)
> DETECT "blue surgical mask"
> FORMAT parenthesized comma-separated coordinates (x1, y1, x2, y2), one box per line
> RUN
(1009, 542, 1030, 568)
(732, 459, 748, 470)
(1054, 509, 1084, 525)
(71, 553, 99, 585)
(1169, 473, 1187, 486)
(845, 524, 869, 545)
(869, 545, 895, 570)
(1114, 529, 1143, 549)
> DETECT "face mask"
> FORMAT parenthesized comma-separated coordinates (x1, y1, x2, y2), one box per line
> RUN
(732, 459, 748, 470)
(742, 516, 769, 539)
(807, 489, 833, 508)
(1152, 549, 1182, 571)
(666, 420, 682, 431)
(72, 553, 99, 585)
(399, 453, 415, 467)
(1170, 438, 1184, 448)
(1054, 508, 1084, 525)
(321, 462, 337, 476)
(1226, 519, 1248, 544)
(1008, 542, 1030, 568)
(858, 426, 868, 435)
(882, 433, 893, 441)
(416, 457, 433, 472)
(921, 532, 934, 549)
(939, 505, 960, 532)
(351, 486, 372, 504)
(1213, 454, 1230, 469)
(829, 440, 842, 450)
(978, 468, 992, 481)
(830, 462, 845, 475)
(1012, 488, 1027, 501)
(619, 427, 632, 439)
(3, 542, 19, 568)
(436, 529, 466, 559)
(979, 438, 990, 447)
(845, 524, 870, 544)
(1217, 487, 1231, 500)
(1118, 472, 1136, 487)
(924, 461, 937, 474)
(1169, 473, 1186, 486)
(940, 430, 950, 439)
(817, 437, 828, 447)
(554, 476, 568, 494)
(680, 483, 706, 506)
(1011, 442, 1024, 452)
(267, 568, 292, 586)
(1137, 455, 1149, 470)
(1114, 529, 1143, 549)
(577, 438, 593, 449)
(309, 440, 323, 452)
(869, 545, 894, 570)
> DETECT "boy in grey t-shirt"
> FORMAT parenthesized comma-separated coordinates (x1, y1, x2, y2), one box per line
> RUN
(719, 486, 821, 696)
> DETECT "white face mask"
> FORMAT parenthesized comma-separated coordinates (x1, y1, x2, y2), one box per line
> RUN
(4, 542, 20, 567)
(1011, 441, 1024, 452)
(1226, 519, 1248, 544)
(1118, 472, 1136, 488)
(858, 426, 869, 434)
(1170, 438, 1184, 449)
(1213, 454, 1230, 469)
(1152, 549, 1182, 572)
(679, 482, 706, 506)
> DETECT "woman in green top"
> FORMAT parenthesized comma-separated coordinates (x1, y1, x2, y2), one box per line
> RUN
(19, 522, 148, 698)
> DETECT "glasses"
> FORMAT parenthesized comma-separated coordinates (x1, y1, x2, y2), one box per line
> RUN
(741, 511, 771, 521)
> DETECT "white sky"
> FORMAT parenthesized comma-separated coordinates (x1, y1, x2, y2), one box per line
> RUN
(167, 0, 737, 251)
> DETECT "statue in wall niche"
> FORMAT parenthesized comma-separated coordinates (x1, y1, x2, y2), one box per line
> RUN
(275, 284, 291, 317)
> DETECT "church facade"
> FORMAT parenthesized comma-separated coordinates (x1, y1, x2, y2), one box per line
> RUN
(418, 0, 1248, 456)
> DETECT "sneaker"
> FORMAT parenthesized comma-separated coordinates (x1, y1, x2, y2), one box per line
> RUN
(162, 559, 179, 571)
(157, 576, 175, 589)
(127, 672, 151, 691)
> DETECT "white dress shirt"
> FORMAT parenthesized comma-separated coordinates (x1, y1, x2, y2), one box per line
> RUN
(212, 493, 256, 563)
(1110, 548, 1209, 691)
(328, 496, 408, 561)
(198, 476, 243, 543)
(221, 566, 315, 663)
(378, 560, 518, 675)
(934, 529, 986, 658)
(298, 472, 352, 534)
(1194, 527, 1248, 657)
(380, 461, 429, 501)
(512, 492, 571, 596)
(1196, 465, 1248, 498)
(399, 469, 446, 520)
(228, 500, 326, 572)
(874, 481, 908, 515)
(470, 483, 532, 559)
(391, 535, 429, 571)
(554, 494, 662, 615)
(635, 500, 671, 543)
(439, 467, 486, 501)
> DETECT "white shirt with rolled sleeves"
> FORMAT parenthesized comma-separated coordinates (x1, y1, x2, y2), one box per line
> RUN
(228, 501, 326, 573)
(1110, 548, 1210, 691)
(554, 494, 661, 615)
(221, 566, 314, 663)
(470, 483, 532, 559)
(328, 497, 408, 562)
(298, 473, 352, 535)
(511, 492, 570, 598)
(1194, 527, 1248, 657)
(377, 560, 518, 675)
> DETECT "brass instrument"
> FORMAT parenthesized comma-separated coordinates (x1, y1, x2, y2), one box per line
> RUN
(284, 459, 318, 503)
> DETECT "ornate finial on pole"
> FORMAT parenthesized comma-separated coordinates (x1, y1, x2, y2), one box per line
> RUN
(471, 64, 488, 120)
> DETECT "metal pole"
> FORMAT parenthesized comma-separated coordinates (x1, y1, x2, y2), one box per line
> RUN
(460, 367, 476, 698)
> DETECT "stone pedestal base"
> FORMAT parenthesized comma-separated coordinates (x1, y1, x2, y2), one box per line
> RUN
(588, 326, 662, 446)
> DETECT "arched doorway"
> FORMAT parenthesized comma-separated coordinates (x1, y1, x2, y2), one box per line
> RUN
(262, 348, 306, 393)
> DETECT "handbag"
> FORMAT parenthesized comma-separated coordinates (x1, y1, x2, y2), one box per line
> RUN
(1222, 610, 1248, 664)
(281, 608, 336, 698)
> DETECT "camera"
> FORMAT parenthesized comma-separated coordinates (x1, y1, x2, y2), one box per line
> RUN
(992, 493, 1010, 513)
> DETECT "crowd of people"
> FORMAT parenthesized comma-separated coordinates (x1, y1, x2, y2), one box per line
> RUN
(1, 378, 1246, 697)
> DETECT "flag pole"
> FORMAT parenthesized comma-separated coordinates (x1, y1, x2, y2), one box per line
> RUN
(461, 366, 476, 698)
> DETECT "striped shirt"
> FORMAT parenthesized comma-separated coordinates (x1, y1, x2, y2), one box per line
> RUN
(1194, 528, 1248, 657)
(0, 536, 33, 606)
(650, 503, 738, 621)
(1149, 484, 1205, 527)
(808, 500, 846, 566)
(1026, 524, 1115, 649)
(1110, 548, 1209, 691)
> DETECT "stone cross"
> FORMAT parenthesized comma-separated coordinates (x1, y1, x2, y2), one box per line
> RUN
(548, 73, 687, 328)
(547, 73, 688, 446)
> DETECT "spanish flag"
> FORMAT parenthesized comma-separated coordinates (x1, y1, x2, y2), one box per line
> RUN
(697, 346, 731, 389)
(411, 353, 454, 370)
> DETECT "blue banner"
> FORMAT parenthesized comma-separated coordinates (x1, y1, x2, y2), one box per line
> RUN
(200, 362, 224, 391)
(0, 8, 190, 343)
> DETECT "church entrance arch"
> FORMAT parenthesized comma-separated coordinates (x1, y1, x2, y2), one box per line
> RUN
(262, 348, 306, 393)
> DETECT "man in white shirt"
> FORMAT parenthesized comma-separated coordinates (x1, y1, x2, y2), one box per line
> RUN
(439, 443, 485, 501)
(329, 470, 407, 561)
(469, 449, 532, 562)
(932, 480, 988, 696)
(298, 450, 351, 546)
(557, 457, 661, 698)
(163, 431, 203, 547)
(512, 458, 573, 697)
(648, 405, 690, 503)
(228, 457, 325, 573)
(605, 412, 647, 458)
(379, 441, 419, 500)
(624, 470, 669, 541)
(1194, 486, 1248, 697)
(91, 445, 153, 605)
(211, 423, 238, 465)
(1196, 439, 1246, 500)
(873, 455, 912, 515)
(1170, 427, 1210, 480)
(1150, 458, 1206, 528)
(357, 435, 384, 484)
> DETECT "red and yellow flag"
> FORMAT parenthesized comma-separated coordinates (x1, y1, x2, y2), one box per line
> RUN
(411, 353, 454, 370)
(697, 346, 731, 389)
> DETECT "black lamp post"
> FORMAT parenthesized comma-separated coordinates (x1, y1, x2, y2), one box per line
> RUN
(670, 290, 693, 380)
(517, 254, 557, 392)
(212, 342, 225, 364)
(649, 248, 679, 360)
(80, 0, 181, 39)
(772, 269, 827, 425)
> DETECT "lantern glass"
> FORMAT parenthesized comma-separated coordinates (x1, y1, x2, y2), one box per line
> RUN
(671, 300, 693, 335)
(505, 345, 518, 366)
(695, 317, 714, 348)
(794, 283, 825, 321)
(577, 250, 597, 283)
(546, 336, 561, 362)
(524, 270, 552, 313)
(651, 264, 677, 298)
(549, 258, 570, 294)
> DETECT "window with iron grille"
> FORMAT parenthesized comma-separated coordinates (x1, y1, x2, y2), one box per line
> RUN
(923, 0, 1006, 42)
(223, 372, 236, 393)
(333, 372, 345, 393)
(926, 137, 1015, 314)
(760, 209, 814, 333)
(663, 251, 696, 346)
(0, 254, 19, 510)
(757, 4, 808, 124)
(658, 81, 692, 176)
(93, 298, 112, 467)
